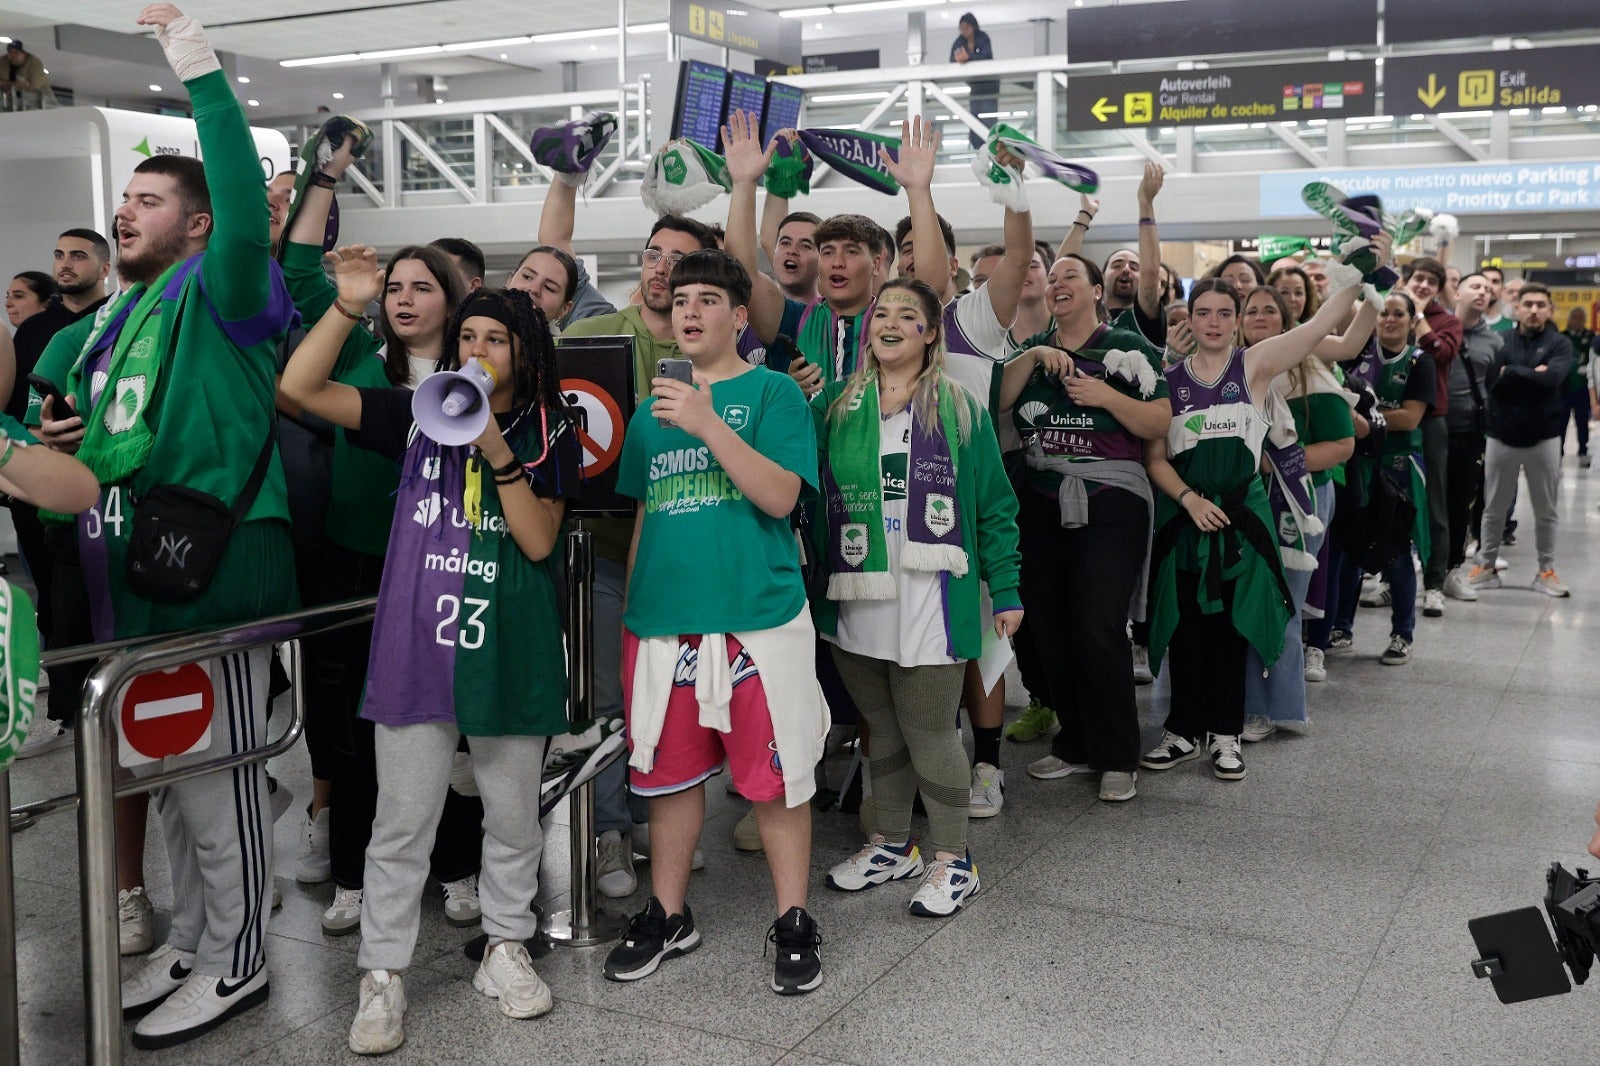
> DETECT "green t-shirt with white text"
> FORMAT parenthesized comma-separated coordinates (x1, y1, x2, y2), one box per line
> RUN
(618, 365, 817, 637)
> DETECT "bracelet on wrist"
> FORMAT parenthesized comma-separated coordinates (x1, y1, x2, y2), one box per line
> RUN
(1139, 217, 1156, 226)
(310, 171, 338, 190)
(489, 456, 522, 478)
(1178, 487, 1195, 505)
(1072, 220, 1089, 230)
(332, 301, 364, 322)
(1076, 209, 1093, 220)
(494, 472, 525, 486)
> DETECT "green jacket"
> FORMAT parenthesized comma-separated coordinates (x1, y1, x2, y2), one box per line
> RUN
(808, 379, 1022, 662)
(40, 70, 297, 639)
(279, 240, 398, 557)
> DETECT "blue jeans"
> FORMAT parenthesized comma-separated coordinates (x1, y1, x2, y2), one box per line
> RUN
(1331, 544, 1416, 643)
(1246, 482, 1333, 723)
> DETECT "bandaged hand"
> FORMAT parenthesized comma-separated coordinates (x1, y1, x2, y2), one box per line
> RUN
(138, 6, 221, 83)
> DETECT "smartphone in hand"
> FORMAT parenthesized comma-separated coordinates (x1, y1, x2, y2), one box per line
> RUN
(656, 358, 694, 426)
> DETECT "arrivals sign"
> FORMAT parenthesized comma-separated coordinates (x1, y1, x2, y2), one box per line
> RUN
(1260, 163, 1600, 217)
(669, 0, 801, 65)
(1387, 46, 1600, 115)
(1066, 61, 1375, 131)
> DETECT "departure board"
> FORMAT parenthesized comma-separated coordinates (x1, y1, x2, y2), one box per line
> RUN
(763, 80, 805, 143)
(672, 60, 729, 150)
(727, 69, 769, 129)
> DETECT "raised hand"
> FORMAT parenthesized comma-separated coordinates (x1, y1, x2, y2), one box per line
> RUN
(136, 3, 185, 28)
(1079, 192, 1101, 218)
(1137, 161, 1165, 208)
(722, 109, 776, 186)
(881, 116, 940, 192)
(325, 244, 383, 311)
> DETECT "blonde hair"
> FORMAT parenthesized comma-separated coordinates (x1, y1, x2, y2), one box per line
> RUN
(825, 278, 974, 444)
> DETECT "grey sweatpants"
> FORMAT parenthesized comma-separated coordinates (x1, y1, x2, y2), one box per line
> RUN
(830, 648, 969, 856)
(1478, 437, 1561, 568)
(155, 649, 273, 979)
(358, 722, 549, 971)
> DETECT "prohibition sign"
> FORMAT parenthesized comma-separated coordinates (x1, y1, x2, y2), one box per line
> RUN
(560, 377, 625, 479)
(120, 663, 215, 766)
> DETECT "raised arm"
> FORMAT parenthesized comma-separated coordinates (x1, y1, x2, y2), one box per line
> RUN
(278, 245, 383, 431)
(760, 188, 788, 272)
(1311, 299, 1379, 363)
(1057, 193, 1098, 260)
(140, 5, 269, 323)
(882, 117, 947, 296)
(722, 110, 788, 343)
(1135, 163, 1165, 320)
(1245, 279, 1363, 388)
(537, 169, 580, 255)
(984, 202, 1035, 330)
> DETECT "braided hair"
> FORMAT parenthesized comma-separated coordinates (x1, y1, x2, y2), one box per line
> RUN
(440, 287, 572, 451)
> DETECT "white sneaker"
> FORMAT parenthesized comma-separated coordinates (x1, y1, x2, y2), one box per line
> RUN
(908, 852, 981, 917)
(1443, 568, 1478, 602)
(121, 943, 193, 1016)
(323, 887, 363, 936)
(1098, 771, 1138, 802)
(16, 718, 72, 759)
(295, 808, 332, 885)
(733, 808, 764, 852)
(1304, 646, 1327, 683)
(1494, 557, 1509, 572)
(119, 886, 155, 956)
(1532, 568, 1572, 598)
(348, 970, 406, 1055)
(131, 967, 269, 1050)
(442, 875, 481, 927)
(1131, 644, 1154, 685)
(1206, 733, 1246, 781)
(1359, 576, 1391, 607)
(1422, 588, 1445, 618)
(1241, 715, 1277, 743)
(1027, 755, 1095, 780)
(596, 829, 638, 898)
(968, 763, 1004, 818)
(473, 941, 553, 1019)
(825, 834, 924, 892)
(631, 820, 706, 870)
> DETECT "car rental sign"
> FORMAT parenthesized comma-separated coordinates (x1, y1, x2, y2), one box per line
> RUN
(1067, 61, 1376, 131)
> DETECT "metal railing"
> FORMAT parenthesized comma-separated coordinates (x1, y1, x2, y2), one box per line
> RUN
(0, 597, 377, 1064)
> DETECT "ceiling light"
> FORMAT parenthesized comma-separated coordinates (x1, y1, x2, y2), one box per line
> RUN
(281, 53, 361, 67)
(832, 0, 950, 13)
(247, 99, 260, 107)
(149, 84, 162, 92)
(815, 22, 824, 29)
(529, 28, 617, 42)
(626, 22, 669, 33)
(812, 90, 890, 103)
(332, 92, 345, 100)
(590, 44, 599, 51)
(499, 53, 509, 59)
(237, 75, 250, 84)
(442, 36, 531, 52)
(280, 44, 443, 67)
(360, 45, 445, 60)
(780, 6, 833, 16)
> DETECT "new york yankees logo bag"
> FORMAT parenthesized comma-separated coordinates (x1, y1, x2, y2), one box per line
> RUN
(125, 428, 276, 602)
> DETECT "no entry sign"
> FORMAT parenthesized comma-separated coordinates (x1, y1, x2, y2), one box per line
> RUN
(119, 663, 215, 768)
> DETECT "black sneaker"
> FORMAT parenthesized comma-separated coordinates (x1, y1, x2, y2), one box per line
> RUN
(766, 907, 823, 996)
(1380, 634, 1411, 666)
(603, 897, 700, 982)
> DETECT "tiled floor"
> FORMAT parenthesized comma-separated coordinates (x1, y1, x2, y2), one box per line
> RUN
(9, 457, 1600, 1064)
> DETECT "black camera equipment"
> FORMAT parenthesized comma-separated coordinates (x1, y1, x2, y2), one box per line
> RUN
(1468, 862, 1600, 1004)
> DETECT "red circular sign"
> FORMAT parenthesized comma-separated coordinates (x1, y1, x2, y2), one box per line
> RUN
(121, 664, 215, 760)
(561, 377, 626, 479)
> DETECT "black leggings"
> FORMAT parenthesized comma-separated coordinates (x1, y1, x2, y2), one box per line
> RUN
(1446, 431, 1485, 571)
(43, 524, 94, 726)
(1018, 487, 1148, 773)
(315, 544, 484, 889)
(1163, 568, 1247, 739)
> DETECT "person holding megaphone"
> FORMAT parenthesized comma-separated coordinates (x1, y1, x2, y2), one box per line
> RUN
(280, 244, 582, 1055)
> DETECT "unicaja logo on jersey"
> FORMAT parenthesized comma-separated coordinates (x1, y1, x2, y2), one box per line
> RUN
(722, 405, 750, 431)
(412, 492, 443, 527)
(421, 456, 442, 480)
(925, 494, 955, 538)
(104, 373, 148, 435)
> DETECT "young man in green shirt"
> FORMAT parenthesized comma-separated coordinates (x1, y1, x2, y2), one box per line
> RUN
(33, 6, 299, 1048)
(604, 250, 829, 996)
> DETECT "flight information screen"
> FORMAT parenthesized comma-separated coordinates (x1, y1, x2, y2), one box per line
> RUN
(726, 69, 769, 130)
(763, 80, 805, 143)
(672, 60, 729, 150)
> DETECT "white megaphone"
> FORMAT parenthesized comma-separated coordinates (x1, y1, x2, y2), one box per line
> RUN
(412, 358, 500, 446)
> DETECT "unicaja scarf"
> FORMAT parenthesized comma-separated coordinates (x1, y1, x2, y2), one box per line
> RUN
(798, 128, 900, 195)
(0, 581, 40, 772)
(822, 379, 967, 600)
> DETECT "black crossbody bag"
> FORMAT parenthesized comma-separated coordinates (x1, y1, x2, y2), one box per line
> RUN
(125, 428, 276, 602)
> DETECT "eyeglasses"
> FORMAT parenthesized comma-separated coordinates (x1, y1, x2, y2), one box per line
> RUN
(642, 249, 685, 269)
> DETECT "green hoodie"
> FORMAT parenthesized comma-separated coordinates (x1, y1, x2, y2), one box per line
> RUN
(808, 379, 1022, 662)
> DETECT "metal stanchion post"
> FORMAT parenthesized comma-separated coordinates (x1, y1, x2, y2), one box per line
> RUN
(543, 521, 625, 946)
(0, 769, 19, 1066)
(77, 662, 123, 1064)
